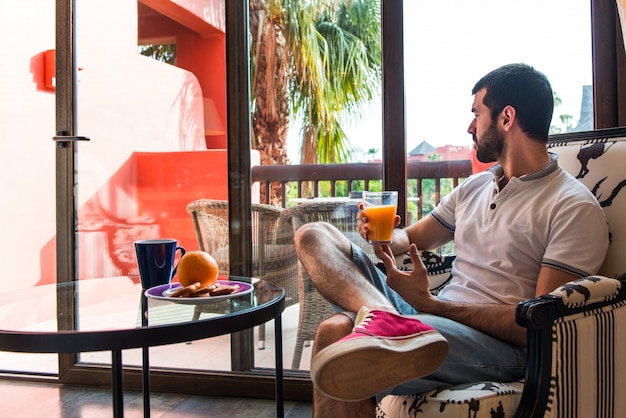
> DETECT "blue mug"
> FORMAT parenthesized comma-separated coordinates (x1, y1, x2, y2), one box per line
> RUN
(135, 239, 185, 289)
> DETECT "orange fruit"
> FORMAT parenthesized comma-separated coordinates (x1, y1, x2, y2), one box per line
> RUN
(176, 251, 219, 288)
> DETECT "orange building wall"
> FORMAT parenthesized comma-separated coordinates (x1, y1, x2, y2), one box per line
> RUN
(139, 0, 228, 149)
(176, 32, 227, 149)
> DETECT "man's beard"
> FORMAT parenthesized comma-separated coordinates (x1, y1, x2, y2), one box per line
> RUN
(475, 121, 504, 163)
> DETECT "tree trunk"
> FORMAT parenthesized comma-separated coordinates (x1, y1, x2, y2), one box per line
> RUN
(249, 0, 290, 205)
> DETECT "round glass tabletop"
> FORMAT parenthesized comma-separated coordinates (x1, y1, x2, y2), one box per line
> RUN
(0, 275, 285, 353)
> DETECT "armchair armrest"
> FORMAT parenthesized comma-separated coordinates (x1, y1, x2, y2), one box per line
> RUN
(514, 275, 626, 418)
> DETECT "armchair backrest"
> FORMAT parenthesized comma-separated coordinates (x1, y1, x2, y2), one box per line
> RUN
(186, 199, 229, 263)
(547, 127, 626, 278)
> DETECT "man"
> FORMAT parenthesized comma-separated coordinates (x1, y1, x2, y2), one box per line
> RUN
(294, 63, 609, 417)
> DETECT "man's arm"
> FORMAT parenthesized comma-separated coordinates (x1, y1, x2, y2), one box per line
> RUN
(419, 300, 525, 346)
(379, 245, 580, 347)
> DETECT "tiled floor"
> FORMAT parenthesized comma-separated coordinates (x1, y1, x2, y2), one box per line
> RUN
(1, 379, 312, 418)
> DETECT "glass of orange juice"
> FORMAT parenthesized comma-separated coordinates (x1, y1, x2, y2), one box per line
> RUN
(362, 191, 398, 244)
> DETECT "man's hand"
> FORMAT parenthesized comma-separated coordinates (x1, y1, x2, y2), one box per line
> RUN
(380, 242, 528, 347)
(376, 243, 435, 309)
(357, 201, 403, 254)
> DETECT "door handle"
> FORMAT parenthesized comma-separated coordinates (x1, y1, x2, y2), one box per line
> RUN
(53, 133, 90, 147)
(53, 134, 91, 142)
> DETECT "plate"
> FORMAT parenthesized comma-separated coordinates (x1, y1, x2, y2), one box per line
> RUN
(145, 280, 253, 305)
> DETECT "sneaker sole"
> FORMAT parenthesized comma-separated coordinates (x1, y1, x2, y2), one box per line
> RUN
(311, 331, 449, 401)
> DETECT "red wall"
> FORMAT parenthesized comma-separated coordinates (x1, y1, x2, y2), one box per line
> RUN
(133, 150, 229, 249)
(138, 2, 227, 149)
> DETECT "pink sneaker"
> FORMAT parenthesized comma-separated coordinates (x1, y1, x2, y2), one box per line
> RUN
(311, 307, 448, 401)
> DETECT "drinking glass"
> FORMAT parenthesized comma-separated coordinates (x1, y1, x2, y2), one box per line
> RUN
(362, 191, 398, 244)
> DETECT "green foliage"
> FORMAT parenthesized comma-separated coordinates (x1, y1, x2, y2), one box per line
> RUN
(285, 181, 299, 206)
(138, 44, 176, 64)
(284, 178, 383, 205)
(549, 90, 573, 134)
(281, 0, 382, 164)
(407, 177, 455, 221)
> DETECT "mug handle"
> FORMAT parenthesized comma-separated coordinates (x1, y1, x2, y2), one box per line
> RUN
(171, 246, 186, 280)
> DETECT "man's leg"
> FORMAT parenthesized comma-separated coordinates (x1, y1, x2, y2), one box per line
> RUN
(294, 221, 390, 417)
(308, 313, 525, 418)
(311, 314, 376, 418)
(381, 314, 527, 397)
(295, 223, 447, 407)
(294, 222, 395, 313)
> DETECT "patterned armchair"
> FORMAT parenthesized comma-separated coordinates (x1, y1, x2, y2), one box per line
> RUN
(377, 128, 626, 418)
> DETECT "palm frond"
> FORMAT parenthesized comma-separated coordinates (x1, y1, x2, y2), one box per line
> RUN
(256, 0, 381, 164)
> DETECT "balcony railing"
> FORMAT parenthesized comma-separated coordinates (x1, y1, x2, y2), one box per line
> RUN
(252, 160, 472, 220)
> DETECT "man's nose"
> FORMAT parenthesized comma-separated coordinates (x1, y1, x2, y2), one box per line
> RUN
(467, 120, 476, 134)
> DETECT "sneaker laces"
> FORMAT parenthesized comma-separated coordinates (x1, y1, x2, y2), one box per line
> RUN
(353, 306, 374, 332)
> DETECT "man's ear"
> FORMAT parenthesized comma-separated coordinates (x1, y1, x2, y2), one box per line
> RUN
(502, 105, 515, 129)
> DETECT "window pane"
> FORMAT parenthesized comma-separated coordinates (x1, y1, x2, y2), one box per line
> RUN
(0, 2, 59, 374)
(403, 0, 593, 151)
(401, 0, 592, 224)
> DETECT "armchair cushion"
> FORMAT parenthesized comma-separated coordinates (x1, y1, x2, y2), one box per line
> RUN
(376, 381, 523, 418)
(376, 251, 455, 294)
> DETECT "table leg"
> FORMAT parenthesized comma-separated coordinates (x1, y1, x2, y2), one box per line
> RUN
(274, 314, 284, 417)
(142, 347, 150, 418)
(111, 349, 124, 418)
(141, 295, 150, 418)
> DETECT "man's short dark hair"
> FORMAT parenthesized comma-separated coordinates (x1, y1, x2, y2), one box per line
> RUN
(472, 63, 554, 142)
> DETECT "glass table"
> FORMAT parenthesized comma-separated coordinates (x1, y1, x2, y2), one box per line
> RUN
(0, 276, 285, 418)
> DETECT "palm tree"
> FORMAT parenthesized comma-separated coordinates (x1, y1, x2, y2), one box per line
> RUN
(250, 0, 381, 170)
(249, 0, 291, 169)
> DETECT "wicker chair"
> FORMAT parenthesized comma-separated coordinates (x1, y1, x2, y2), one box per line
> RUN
(280, 200, 375, 369)
(185, 199, 298, 349)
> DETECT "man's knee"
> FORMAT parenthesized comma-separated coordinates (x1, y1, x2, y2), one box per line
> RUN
(313, 313, 354, 354)
(294, 222, 322, 248)
(294, 222, 340, 254)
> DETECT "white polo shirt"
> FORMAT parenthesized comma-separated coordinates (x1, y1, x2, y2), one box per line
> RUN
(432, 154, 609, 305)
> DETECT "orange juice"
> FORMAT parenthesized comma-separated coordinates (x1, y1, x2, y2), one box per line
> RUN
(363, 204, 396, 243)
